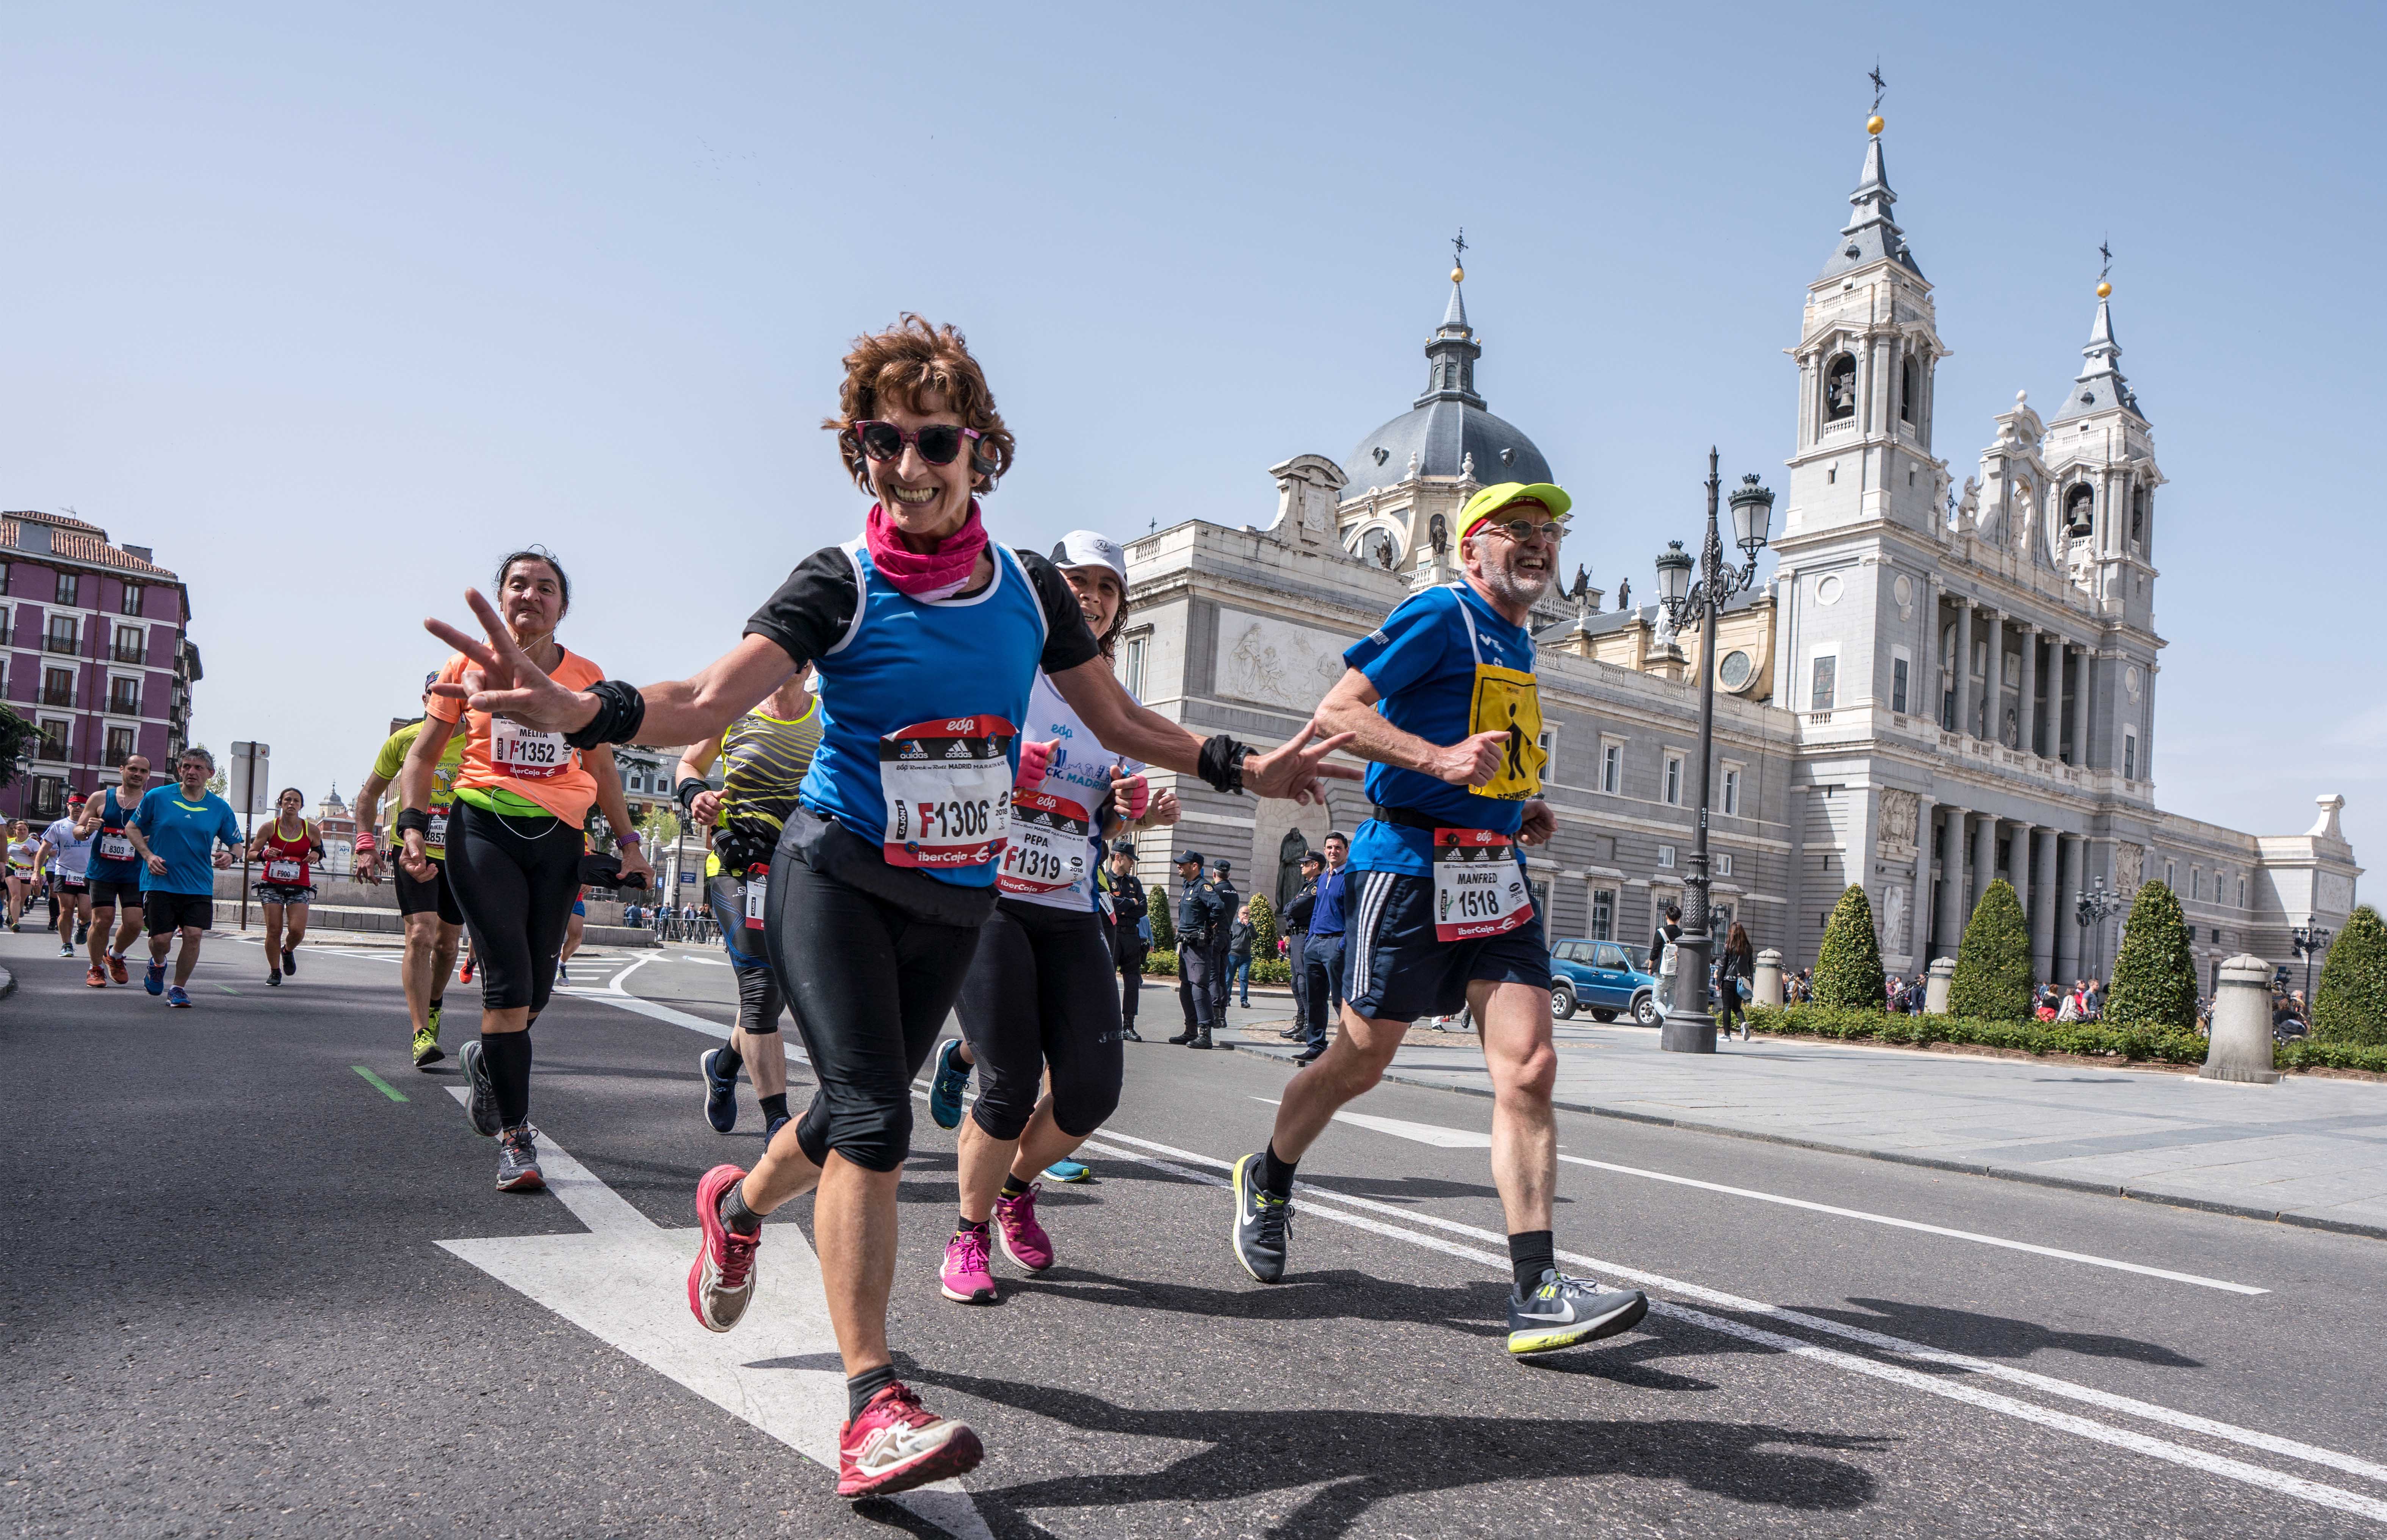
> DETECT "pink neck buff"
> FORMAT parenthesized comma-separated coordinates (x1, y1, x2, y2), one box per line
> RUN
(866, 500, 988, 601)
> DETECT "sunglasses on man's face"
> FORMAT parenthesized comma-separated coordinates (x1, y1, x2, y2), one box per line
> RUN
(851, 420, 982, 467)
(1479, 515, 1567, 545)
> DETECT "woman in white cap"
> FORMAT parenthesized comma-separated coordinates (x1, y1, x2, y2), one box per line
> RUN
(923, 530, 1181, 1305)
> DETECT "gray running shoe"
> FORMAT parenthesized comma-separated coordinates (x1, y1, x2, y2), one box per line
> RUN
(496, 1126, 545, 1193)
(459, 1040, 502, 1137)
(1506, 1269, 1648, 1357)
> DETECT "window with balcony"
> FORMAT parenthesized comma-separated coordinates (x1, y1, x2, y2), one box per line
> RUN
(121, 583, 144, 617)
(41, 667, 74, 707)
(114, 626, 146, 664)
(36, 719, 69, 761)
(30, 776, 64, 818)
(46, 614, 78, 655)
(105, 726, 136, 766)
(54, 571, 79, 607)
(108, 677, 140, 714)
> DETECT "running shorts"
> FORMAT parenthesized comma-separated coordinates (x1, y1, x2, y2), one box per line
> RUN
(1341, 869, 1550, 1024)
(445, 800, 581, 1014)
(395, 859, 464, 925)
(706, 869, 772, 972)
(255, 882, 315, 905)
(88, 878, 143, 909)
(955, 898, 1123, 1143)
(55, 877, 88, 896)
(144, 892, 214, 934)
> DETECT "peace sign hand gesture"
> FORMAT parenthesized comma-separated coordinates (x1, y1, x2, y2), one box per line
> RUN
(424, 588, 599, 734)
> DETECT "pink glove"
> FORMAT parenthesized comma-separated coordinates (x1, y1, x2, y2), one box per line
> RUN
(1112, 767, 1150, 820)
(1015, 738, 1056, 791)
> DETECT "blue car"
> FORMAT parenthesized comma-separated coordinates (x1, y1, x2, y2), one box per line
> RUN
(1549, 938, 1663, 1025)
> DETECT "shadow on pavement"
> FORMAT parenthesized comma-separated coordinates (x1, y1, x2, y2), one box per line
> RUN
(1795, 1296, 2202, 1368)
(907, 1367, 1882, 1538)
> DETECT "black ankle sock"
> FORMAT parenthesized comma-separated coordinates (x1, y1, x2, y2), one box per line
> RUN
(999, 1174, 1030, 1200)
(718, 1180, 764, 1236)
(1509, 1229, 1555, 1294)
(955, 1215, 988, 1236)
(759, 1091, 789, 1125)
(716, 1044, 744, 1078)
(480, 1031, 534, 1128)
(847, 1363, 900, 1419)
(1258, 1143, 1297, 1197)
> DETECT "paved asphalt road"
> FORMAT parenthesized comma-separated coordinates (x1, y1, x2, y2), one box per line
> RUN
(8, 927, 2387, 1538)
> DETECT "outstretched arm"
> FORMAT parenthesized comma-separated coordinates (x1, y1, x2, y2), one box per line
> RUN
(1045, 657, 1359, 805)
(425, 590, 795, 746)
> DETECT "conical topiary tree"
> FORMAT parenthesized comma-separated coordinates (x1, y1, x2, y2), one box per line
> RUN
(2105, 880, 2198, 1031)
(1950, 879, 2035, 1021)
(2313, 904, 2387, 1047)
(1813, 884, 1887, 1009)
(1247, 891, 1279, 962)
(1148, 882, 1175, 952)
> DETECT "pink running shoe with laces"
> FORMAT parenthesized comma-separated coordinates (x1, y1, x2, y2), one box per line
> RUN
(940, 1225, 996, 1303)
(837, 1381, 984, 1498)
(992, 1183, 1054, 1272)
(688, 1164, 760, 1332)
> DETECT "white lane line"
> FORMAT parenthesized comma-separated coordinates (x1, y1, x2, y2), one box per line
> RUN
(1085, 1126, 2387, 1493)
(1248, 1097, 1493, 1149)
(1552, 1153, 2266, 1296)
(445, 1087, 650, 1235)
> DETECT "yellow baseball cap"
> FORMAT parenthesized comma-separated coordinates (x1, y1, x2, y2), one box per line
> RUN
(1457, 481, 1571, 538)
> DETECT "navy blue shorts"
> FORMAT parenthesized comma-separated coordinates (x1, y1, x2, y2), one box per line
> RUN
(1342, 868, 1550, 1024)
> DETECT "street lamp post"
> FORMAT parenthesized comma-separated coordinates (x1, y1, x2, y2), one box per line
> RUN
(2290, 923, 2332, 1005)
(2074, 876, 2122, 984)
(1651, 451, 1775, 1054)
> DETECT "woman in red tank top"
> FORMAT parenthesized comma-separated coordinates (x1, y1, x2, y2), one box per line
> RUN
(247, 787, 325, 985)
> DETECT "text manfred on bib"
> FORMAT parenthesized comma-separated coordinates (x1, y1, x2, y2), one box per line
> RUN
(1433, 827, 1534, 942)
(996, 789, 1092, 898)
(879, 715, 1017, 871)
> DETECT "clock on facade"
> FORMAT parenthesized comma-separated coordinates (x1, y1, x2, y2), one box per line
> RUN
(1718, 650, 1754, 691)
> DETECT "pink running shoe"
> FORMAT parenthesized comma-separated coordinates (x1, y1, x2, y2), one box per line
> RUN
(940, 1226, 996, 1303)
(992, 1183, 1054, 1273)
(837, 1381, 984, 1498)
(688, 1164, 760, 1332)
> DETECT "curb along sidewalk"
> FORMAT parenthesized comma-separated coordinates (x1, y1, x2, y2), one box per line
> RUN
(1219, 1014, 2387, 1242)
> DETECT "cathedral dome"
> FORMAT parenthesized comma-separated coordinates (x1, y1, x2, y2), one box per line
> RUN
(1343, 275, 1552, 496)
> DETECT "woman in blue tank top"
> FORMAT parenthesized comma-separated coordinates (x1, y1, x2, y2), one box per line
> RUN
(424, 315, 1355, 1500)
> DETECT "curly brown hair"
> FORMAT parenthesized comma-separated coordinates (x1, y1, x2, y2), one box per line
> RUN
(822, 315, 1015, 493)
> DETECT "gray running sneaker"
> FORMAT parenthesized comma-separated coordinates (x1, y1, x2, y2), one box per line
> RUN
(459, 1040, 502, 1137)
(1506, 1269, 1648, 1357)
(1230, 1152, 1293, 1284)
(495, 1126, 545, 1193)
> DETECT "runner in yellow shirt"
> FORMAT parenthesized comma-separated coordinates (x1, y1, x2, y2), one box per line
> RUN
(356, 673, 468, 1067)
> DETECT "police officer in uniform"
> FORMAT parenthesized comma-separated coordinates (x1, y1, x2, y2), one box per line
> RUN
(1167, 849, 1226, 1050)
(1279, 848, 1322, 1041)
(1099, 838, 1148, 1042)
(1208, 857, 1240, 1022)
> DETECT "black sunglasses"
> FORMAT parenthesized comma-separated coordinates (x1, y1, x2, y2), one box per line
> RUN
(851, 420, 983, 467)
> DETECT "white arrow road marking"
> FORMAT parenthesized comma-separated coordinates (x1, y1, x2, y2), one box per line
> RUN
(435, 1089, 990, 1539)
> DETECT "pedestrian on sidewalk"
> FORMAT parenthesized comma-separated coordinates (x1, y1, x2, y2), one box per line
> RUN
(2083, 978, 2104, 1020)
(1717, 922, 1754, 1040)
(1648, 902, 1682, 989)
(1280, 850, 1320, 1043)
(1226, 902, 1255, 1009)
(1295, 832, 1350, 1066)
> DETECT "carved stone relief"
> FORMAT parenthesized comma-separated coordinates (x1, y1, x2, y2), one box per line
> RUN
(1215, 613, 1350, 714)
(2114, 842, 2144, 893)
(1878, 788, 1920, 852)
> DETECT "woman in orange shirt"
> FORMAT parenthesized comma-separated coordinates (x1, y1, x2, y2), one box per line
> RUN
(398, 548, 651, 1192)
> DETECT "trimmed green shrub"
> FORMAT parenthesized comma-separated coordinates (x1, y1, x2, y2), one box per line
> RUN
(1149, 888, 1175, 951)
(1143, 948, 1178, 976)
(1813, 885, 1887, 1009)
(1250, 957, 1294, 985)
(1747, 1003, 2387, 1076)
(1248, 892, 1279, 961)
(1950, 879, 2034, 1021)
(2279, 1036, 2387, 1074)
(2314, 904, 2387, 1046)
(2106, 881, 2198, 1031)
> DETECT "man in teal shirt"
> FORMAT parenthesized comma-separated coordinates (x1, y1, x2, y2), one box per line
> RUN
(124, 747, 242, 1008)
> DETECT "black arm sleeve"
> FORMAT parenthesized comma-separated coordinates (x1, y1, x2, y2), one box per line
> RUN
(743, 547, 862, 671)
(1015, 550, 1103, 675)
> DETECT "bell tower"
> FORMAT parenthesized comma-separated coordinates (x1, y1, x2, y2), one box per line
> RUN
(2041, 259, 2163, 633)
(1776, 107, 1950, 545)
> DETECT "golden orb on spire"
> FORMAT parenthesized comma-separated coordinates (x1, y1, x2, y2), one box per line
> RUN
(1450, 265, 1464, 284)
(1866, 113, 1885, 136)
(2096, 280, 2112, 299)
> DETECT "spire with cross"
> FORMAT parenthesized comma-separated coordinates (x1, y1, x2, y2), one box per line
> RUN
(1870, 61, 1886, 115)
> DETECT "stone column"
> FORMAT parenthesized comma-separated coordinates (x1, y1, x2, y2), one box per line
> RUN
(1982, 611, 2004, 743)
(2070, 644, 2095, 769)
(2016, 625, 2039, 757)
(1936, 809, 1969, 959)
(2201, 955, 2281, 1084)
(2028, 826, 2058, 985)
(1952, 600, 1974, 738)
(1970, 813, 1998, 921)
(1911, 791, 1937, 962)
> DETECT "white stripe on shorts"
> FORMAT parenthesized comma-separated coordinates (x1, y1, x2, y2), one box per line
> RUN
(1347, 869, 1397, 1001)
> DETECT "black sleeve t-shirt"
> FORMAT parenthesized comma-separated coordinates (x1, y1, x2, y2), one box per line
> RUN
(744, 545, 1101, 677)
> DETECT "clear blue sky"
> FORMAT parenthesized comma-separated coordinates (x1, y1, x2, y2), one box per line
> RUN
(4, 2, 2379, 863)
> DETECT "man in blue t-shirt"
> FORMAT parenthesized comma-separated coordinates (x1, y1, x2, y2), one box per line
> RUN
(124, 746, 243, 1008)
(1228, 481, 1648, 1359)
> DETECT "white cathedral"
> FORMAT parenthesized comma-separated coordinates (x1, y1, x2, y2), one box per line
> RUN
(1118, 122, 2360, 993)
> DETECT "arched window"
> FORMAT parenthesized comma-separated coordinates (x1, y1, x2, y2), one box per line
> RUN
(2063, 483, 2094, 535)
(2130, 485, 2147, 545)
(1823, 354, 1857, 422)
(1900, 352, 1921, 424)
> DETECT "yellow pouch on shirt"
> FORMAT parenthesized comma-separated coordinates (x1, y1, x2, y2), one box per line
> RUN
(1468, 662, 1544, 801)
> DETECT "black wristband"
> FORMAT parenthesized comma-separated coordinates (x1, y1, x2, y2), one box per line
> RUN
(395, 808, 431, 836)
(565, 680, 647, 749)
(1197, 734, 1251, 796)
(675, 776, 711, 814)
